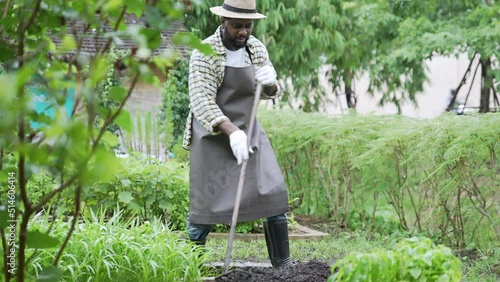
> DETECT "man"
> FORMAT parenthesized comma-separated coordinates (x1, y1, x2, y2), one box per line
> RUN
(182, 0, 292, 268)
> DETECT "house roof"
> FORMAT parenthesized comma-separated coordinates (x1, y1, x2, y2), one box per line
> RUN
(51, 13, 190, 58)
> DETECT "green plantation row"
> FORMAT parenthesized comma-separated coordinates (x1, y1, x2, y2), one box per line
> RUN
(260, 110, 500, 250)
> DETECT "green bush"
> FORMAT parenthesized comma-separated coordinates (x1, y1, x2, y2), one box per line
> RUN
(348, 210, 403, 236)
(259, 109, 500, 249)
(25, 156, 190, 230)
(329, 237, 462, 282)
(84, 156, 190, 230)
(160, 59, 190, 146)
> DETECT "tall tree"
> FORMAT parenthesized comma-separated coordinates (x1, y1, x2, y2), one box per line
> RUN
(385, 0, 500, 113)
(186, 0, 346, 111)
(187, 0, 499, 113)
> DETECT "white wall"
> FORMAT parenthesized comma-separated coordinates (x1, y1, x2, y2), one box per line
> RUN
(319, 53, 484, 118)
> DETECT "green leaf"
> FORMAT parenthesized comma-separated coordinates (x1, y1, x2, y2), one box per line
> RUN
(109, 86, 127, 101)
(115, 109, 132, 132)
(0, 45, 16, 61)
(81, 146, 120, 183)
(127, 0, 146, 18)
(409, 268, 422, 279)
(140, 29, 162, 50)
(144, 6, 172, 30)
(37, 266, 63, 282)
(128, 200, 142, 211)
(26, 231, 60, 249)
(422, 251, 433, 266)
(118, 191, 134, 204)
(436, 274, 450, 282)
(28, 146, 50, 165)
(103, 0, 123, 13)
(158, 200, 169, 210)
(102, 131, 119, 147)
(120, 179, 132, 187)
(0, 205, 9, 229)
(172, 33, 214, 55)
(17, 66, 37, 91)
(60, 35, 77, 52)
(90, 56, 108, 85)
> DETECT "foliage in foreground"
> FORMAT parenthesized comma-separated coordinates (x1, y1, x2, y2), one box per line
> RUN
(260, 109, 500, 250)
(329, 237, 462, 282)
(21, 211, 205, 282)
(0, 1, 212, 281)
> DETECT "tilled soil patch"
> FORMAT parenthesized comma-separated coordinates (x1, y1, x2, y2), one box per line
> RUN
(214, 260, 332, 282)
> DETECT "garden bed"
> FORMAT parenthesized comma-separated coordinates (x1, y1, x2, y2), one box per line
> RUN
(202, 221, 332, 281)
(205, 260, 333, 282)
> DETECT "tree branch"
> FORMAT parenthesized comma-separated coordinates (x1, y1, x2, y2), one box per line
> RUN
(53, 185, 82, 265)
(0, 147, 3, 171)
(100, 6, 127, 54)
(20, 0, 42, 35)
(447, 51, 478, 111)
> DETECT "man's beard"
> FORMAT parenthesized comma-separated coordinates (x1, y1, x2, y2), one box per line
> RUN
(223, 28, 248, 50)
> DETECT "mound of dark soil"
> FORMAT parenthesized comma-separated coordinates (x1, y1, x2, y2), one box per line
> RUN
(214, 260, 332, 282)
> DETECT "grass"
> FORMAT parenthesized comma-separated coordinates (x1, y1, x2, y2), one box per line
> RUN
(24, 211, 207, 282)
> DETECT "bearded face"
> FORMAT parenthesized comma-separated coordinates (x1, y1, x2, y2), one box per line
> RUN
(221, 17, 253, 50)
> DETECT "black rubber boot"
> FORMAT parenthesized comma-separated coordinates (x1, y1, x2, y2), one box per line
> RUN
(263, 219, 293, 268)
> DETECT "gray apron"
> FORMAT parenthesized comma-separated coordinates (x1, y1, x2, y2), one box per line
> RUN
(189, 66, 289, 224)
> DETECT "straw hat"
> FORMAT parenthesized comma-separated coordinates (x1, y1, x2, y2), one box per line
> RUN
(210, 0, 266, 19)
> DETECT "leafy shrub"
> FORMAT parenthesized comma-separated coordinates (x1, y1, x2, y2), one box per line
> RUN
(170, 138, 190, 163)
(329, 237, 462, 282)
(260, 109, 500, 249)
(160, 59, 190, 146)
(348, 210, 403, 236)
(84, 156, 190, 230)
(25, 156, 190, 230)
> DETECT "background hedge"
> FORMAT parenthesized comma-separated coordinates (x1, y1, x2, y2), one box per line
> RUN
(259, 109, 499, 250)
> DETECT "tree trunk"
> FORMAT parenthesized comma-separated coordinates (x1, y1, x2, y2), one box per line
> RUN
(479, 58, 492, 113)
(344, 72, 356, 109)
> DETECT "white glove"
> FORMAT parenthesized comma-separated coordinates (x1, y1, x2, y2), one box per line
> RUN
(229, 130, 250, 165)
(255, 65, 277, 87)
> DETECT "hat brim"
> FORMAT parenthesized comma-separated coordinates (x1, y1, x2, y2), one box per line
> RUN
(210, 6, 266, 19)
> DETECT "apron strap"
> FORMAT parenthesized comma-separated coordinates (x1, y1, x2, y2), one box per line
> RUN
(245, 45, 253, 64)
